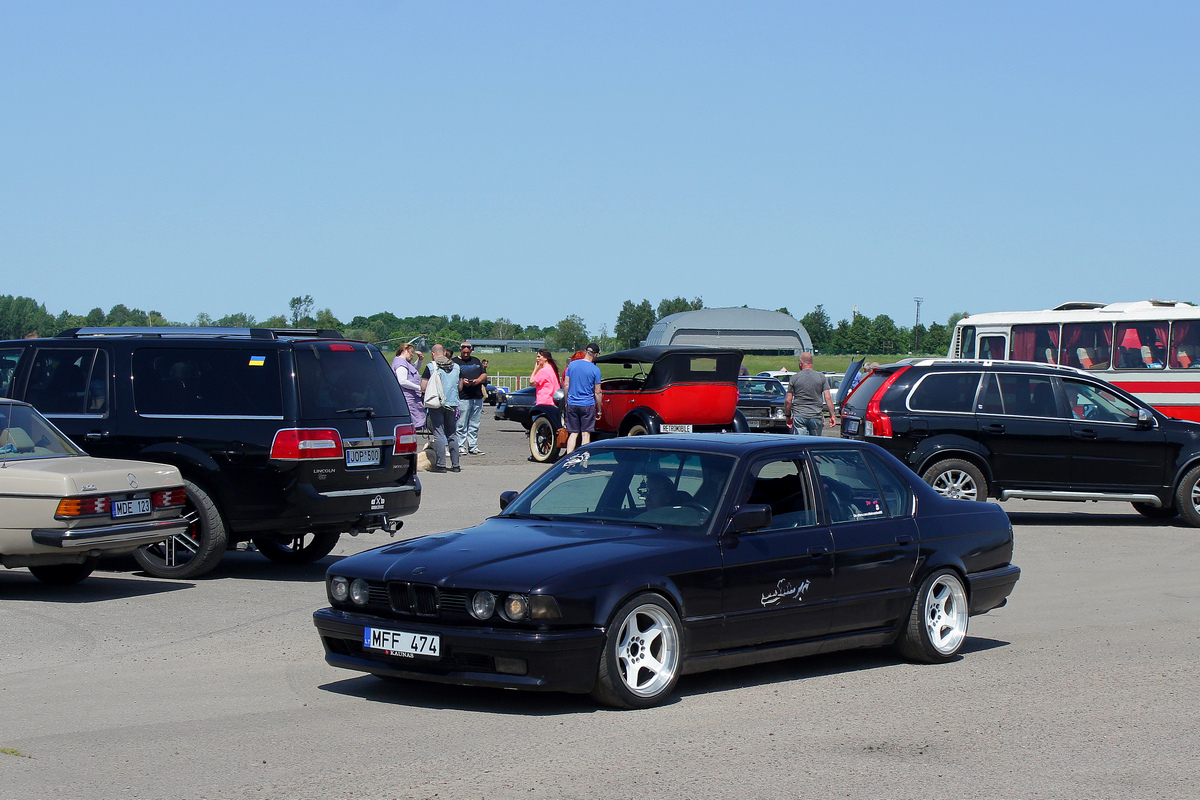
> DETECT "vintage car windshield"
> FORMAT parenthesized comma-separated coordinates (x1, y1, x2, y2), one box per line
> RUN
(0, 403, 86, 460)
(503, 447, 736, 530)
(739, 378, 784, 397)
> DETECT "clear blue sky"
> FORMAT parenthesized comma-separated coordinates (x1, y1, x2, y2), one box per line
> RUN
(3, 2, 1196, 334)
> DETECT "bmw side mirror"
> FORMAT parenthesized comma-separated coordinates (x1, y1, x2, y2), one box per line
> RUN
(499, 491, 519, 511)
(1135, 408, 1156, 430)
(726, 504, 773, 534)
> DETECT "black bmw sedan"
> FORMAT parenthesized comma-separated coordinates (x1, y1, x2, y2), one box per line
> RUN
(313, 435, 1020, 708)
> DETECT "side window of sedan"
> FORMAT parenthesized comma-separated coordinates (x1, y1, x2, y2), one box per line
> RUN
(865, 452, 913, 518)
(743, 458, 816, 530)
(812, 450, 886, 524)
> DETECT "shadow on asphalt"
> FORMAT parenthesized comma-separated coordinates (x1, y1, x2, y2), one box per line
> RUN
(0, 572, 193, 601)
(1005, 509, 1185, 527)
(318, 636, 1010, 714)
(95, 549, 343, 583)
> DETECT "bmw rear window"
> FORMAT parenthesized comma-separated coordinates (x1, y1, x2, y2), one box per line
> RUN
(295, 343, 409, 419)
(841, 373, 888, 417)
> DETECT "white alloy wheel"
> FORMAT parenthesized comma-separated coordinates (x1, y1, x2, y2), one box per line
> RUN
(922, 573, 969, 656)
(615, 603, 680, 699)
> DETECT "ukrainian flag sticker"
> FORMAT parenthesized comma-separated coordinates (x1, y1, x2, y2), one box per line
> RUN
(249, 355, 266, 367)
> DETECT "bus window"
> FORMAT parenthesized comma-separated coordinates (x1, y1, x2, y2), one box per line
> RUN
(1115, 322, 1168, 369)
(1062, 323, 1113, 370)
(1170, 321, 1200, 369)
(1010, 324, 1061, 364)
(958, 326, 976, 359)
(979, 336, 1007, 360)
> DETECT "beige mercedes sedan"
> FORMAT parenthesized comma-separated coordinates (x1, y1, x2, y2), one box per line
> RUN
(1, 400, 190, 584)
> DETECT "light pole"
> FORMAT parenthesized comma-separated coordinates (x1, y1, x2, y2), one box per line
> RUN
(914, 297, 923, 354)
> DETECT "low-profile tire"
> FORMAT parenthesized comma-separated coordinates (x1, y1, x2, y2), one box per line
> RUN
(1175, 465, 1200, 527)
(1132, 502, 1177, 520)
(28, 558, 98, 585)
(529, 415, 560, 463)
(898, 569, 970, 663)
(252, 532, 341, 564)
(590, 593, 683, 709)
(133, 479, 228, 579)
(922, 459, 988, 502)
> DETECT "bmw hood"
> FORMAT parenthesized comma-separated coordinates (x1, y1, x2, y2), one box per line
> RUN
(344, 517, 673, 590)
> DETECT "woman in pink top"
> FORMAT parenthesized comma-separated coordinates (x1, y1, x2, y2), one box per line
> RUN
(530, 349, 562, 406)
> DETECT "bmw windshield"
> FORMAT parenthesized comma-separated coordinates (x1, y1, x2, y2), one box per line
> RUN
(502, 447, 735, 531)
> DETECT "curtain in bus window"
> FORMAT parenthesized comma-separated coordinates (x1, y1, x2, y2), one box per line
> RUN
(1115, 323, 1169, 369)
(1170, 321, 1200, 369)
(1010, 326, 1036, 362)
(1062, 323, 1113, 370)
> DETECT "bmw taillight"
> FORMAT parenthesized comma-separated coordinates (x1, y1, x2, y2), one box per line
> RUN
(270, 428, 344, 460)
(864, 366, 909, 439)
(393, 423, 418, 455)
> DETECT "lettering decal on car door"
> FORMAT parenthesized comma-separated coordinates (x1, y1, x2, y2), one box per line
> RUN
(761, 578, 811, 606)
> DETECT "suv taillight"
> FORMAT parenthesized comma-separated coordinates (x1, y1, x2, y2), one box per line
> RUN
(393, 424, 418, 455)
(270, 428, 344, 460)
(863, 366, 909, 439)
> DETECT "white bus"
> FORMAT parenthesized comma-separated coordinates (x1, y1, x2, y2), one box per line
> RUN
(949, 300, 1200, 422)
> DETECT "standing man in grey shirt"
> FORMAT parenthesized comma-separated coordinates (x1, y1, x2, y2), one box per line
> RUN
(785, 352, 838, 435)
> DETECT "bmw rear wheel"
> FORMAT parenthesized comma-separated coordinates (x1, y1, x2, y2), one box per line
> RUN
(898, 569, 969, 663)
(922, 459, 987, 502)
(591, 593, 683, 709)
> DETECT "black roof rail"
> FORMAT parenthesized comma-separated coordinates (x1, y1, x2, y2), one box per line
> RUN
(54, 327, 346, 340)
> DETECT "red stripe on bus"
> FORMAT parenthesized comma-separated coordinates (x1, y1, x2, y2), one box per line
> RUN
(1112, 381, 1200, 394)
(1151, 405, 1200, 422)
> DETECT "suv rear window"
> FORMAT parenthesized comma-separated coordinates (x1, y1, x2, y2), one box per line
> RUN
(908, 373, 980, 413)
(842, 373, 888, 417)
(295, 343, 409, 419)
(134, 349, 283, 417)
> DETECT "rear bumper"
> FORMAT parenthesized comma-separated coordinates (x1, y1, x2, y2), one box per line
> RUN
(967, 564, 1021, 615)
(31, 517, 189, 549)
(231, 480, 421, 535)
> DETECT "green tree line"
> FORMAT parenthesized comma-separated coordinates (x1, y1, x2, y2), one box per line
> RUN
(1, 293, 964, 356)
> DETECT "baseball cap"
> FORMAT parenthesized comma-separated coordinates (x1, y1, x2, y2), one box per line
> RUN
(585, 343, 600, 353)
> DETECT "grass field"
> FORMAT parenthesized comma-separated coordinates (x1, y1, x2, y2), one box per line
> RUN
(385, 350, 911, 380)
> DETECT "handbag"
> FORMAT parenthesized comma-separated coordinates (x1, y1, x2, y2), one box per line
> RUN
(556, 427, 569, 448)
(423, 367, 445, 409)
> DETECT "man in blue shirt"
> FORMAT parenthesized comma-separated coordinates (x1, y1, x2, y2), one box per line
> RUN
(563, 343, 603, 454)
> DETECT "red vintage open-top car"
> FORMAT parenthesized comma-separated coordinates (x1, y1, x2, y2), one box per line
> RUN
(529, 346, 749, 461)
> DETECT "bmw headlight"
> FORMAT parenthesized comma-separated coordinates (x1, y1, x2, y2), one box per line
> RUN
(470, 591, 496, 620)
(350, 578, 370, 606)
(501, 594, 530, 621)
(330, 575, 349, 603)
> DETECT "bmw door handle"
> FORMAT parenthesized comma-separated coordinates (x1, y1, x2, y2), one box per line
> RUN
(807, 545, 830, 556)
(982, 424, 1006, 434)
(895, 533, 915, 544)
(85, 431, 109, 440)
(1074, 429, 1098, 439)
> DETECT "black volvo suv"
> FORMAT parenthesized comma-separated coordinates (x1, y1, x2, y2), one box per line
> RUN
(0, 328, 421, 577)
(839, 358, 1200, 525)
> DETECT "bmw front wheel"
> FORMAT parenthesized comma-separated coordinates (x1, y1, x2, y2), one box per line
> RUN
(591, 593, 683, 709)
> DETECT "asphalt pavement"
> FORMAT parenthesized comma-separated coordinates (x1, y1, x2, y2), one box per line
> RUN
(2, 412, 1197, 799)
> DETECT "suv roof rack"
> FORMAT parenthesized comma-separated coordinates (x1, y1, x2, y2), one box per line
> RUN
(899, 357, 1089, 376)
(55, 327, 345, 340)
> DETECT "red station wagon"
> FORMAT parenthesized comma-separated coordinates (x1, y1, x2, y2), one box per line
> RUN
(529, 346, 749, 461)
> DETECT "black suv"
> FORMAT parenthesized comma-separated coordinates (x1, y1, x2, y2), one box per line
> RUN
(840, 359, 1200, 525)
(0, 327, 421, 577)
